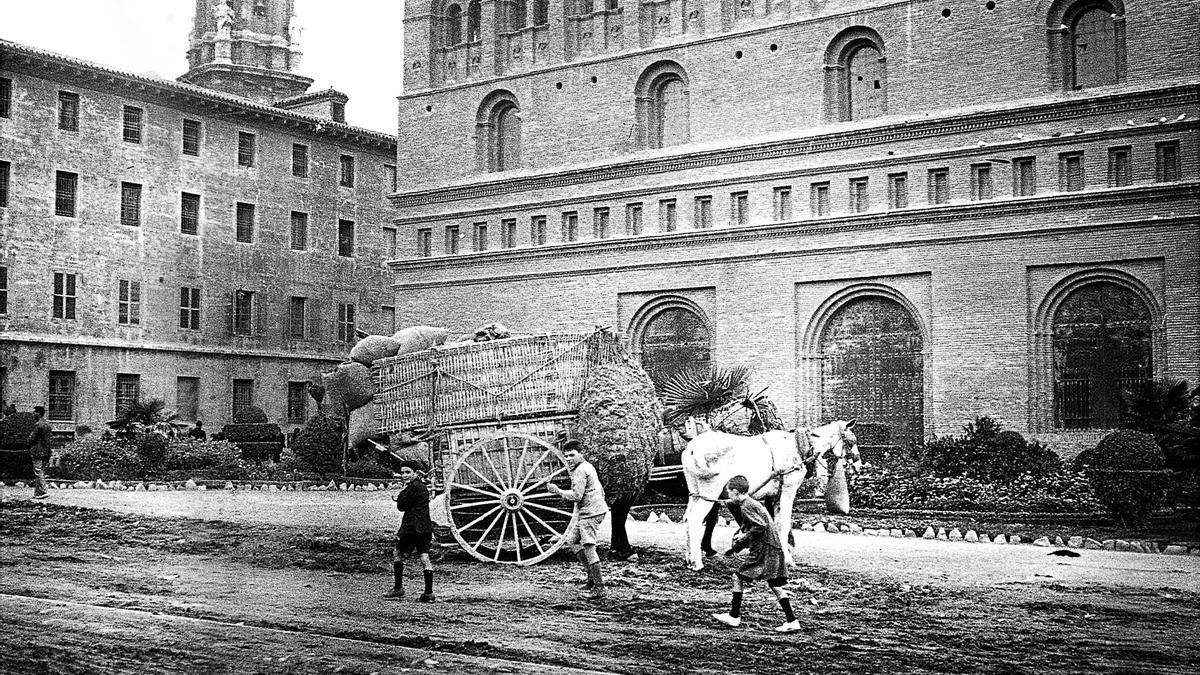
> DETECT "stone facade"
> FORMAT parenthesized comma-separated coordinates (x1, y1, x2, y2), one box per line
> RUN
(388, 0, 1200, 455)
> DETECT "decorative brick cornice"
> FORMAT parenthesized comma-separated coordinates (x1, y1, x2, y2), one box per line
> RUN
(3, 332, 342, 362)
(390, 84, 1198, 208)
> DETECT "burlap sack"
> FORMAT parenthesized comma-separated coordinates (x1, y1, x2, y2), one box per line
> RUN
(349, 334, 402, 366)
(347, 402, 377, 448)
(823, 460, 851, 515)
(391, 326, 450, 355)
(321, 361, 374, 412)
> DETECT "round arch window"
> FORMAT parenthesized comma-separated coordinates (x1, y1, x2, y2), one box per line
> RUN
(639, 307, 711, 389)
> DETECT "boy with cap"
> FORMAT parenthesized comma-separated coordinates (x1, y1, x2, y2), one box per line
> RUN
(547, 439, 608, 601)
(386, 459, 435, 602)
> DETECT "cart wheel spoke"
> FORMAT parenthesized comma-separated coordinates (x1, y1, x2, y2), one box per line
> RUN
(460, 461, 506, 494)
(516, 512, 544, 555)
(524, 501, 576, 519)
(481, 445, 509, 490)
(449, 499, 501, 511)
(473, 511, 505, 551)
(457, 504, 503, 534)
(522, 507, 568, 541)
(451, 482, 503, 500)
(516, 447, 554, 490)
(522, 466, 567, 495)
(493, 513, 510, 563)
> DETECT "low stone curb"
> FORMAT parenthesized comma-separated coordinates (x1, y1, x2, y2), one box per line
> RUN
(5, 478, 402, 493)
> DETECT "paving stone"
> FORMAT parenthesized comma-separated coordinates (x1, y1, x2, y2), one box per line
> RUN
(948, 528, 963, 541)
(1163, 545, 1188, 555)
(964, 530, 979, 542)
(799, 522, 813, 531)
(1102, 540, 1116, 551)
(992, 534, 1008, 544)
(922, 526, 936, 539)
(1053, 536, 1066, 546)
(847, 523, 863, 534)
(1084, 538, 1104, 550)
(1033, 537, 1052, 547)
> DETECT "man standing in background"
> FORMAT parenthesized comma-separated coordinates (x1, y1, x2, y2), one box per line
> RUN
(27, 406, 52, 500)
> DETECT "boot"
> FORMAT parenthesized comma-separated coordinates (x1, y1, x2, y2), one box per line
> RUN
(586, 562, 606, 601)
(575, 550, 593, 590)
(384, 561, 403, 598)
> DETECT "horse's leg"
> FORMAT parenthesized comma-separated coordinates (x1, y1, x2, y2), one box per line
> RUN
(609, 499, 634, 560)
(777, 479, 802, 568)
(700, 502, 720, 557)
(684, 495, 710, 571)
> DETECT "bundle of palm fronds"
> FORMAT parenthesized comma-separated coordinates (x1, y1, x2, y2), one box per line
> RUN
(660, 365, 751, 428)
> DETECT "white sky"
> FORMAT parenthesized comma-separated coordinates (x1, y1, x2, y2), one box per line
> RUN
(1, 0, 406, 134)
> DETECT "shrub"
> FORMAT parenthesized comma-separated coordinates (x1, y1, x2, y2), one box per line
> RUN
(233, 405, 269, 424)
(134, 432, 170, 471)
(54, 438, 143, 480)
(159, 439, 244, 475)
(919, 416, 1061, 483)
(1075, 430, 1170, 526)
(221, 422, 284, 462)
(345, 458, 395, 479)
(291, 414, 345, 474)
(0, 412, 38, 450)
(1120, 379, 1199, 476)
(849, 465, 1098, 513)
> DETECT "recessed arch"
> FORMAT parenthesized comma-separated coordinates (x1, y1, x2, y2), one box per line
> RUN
(634, 60, 690, 150)
(628, 295, 713, 389)
(476, 90, 522, 172)
(823, 26, 887, 123)
(1044, 0, 1127, 91)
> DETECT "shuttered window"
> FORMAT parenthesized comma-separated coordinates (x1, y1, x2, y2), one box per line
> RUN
(120, 182, 142, 226)
(1059, 152, 1084, 192)
(179, 287, 201, 330)
(58, 91, 79, 131)
(117, 279, 141, 325)
(181, 192, 201, 234)
(55, 171, 78, 217)
(236, 202, 255, 243)
(292, 143, 309, 177)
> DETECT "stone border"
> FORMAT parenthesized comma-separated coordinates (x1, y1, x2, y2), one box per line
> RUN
(3, 478, 400, 493)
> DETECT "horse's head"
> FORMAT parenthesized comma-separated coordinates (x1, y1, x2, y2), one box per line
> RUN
(807, 419, 863, 478)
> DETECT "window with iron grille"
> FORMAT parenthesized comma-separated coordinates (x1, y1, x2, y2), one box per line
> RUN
(53, 271, 76, 320)
(0, 265, 7, 315)
(48, 371, 75, 421)
(659, 199, 677, 232)
(339, 155, 355, 187)
(927, 168, 949, 204)
(337, 302, 356, 343)
(55, 171, 77, 217)
(58, 91, 79, 131)
(117, 279, 141, 325)
(233, 290, 254, 335)
(0, 160, 9, 207)
(694, 196, 712, 229)
(122, 106, 143, 144)
(382, 227, 398, 258)
(887, 173, 908, 209)
(473, 222, 489, 251)
(1058, 152, 1084, 192)
(291, 143, 308, 177)
(848, 178, 869, 213)
(236, 202, 255, 243)
(237, 132, 256, 167)
(810, 182, 829, 216)
(1107, 146, 1132, 187)
(289, 296, 307, 339)
(500, 219, 517, 248)
(120, 182, 142, 226)
(287, 382, 309, 424)
(384, 164, 397, 192)
(730, 191, 749, 225)
(338, 219, 355, 257)
(289, 211, 308, 250)
(593, 208, 610, 239)
(417, 228, 433, 256)
(772, 187, 792, 221)
(625, 203, 643, 235)
(1156, 141, 1181, 182)
(445, 224, 460, 253)
(115, 374, 141, 415)
(1013, 157, 1036, 196)
(970, 164, 993, 201)
(531, 216, 548, 245)
(176, 377, 200, 422)
(180, 192, 200, 234)
(182, 119, 202, 156)
(0, 77, 10, 118)
(179, 287, 201, 330)
(232, 379, 254, 420)
(561, 212, 579, 242)
(381, 305, 397, 333)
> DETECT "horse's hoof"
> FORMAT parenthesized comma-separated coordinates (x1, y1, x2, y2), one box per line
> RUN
(702, 548, 718, 558)
(689, 563, 705, 572)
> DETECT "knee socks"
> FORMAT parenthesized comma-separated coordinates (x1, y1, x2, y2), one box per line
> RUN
(392, 561, 403, 589)
(730, 591, 743, 618)
(778, 597, 795, 622)
(423, 570, 433, 595)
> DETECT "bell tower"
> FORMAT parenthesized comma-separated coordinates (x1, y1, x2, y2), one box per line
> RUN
(179, 0, 313, 103)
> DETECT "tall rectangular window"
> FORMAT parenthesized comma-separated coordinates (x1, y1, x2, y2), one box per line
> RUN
(593, 208, 610, 239)
(48, 371, 76, 421)
(58, 91, 79, 131)
(236, 202, 255, 243)
(531, 216, 548, 245)
(731, 191, 749, 225)
(55, 171, 78, 217)
(182, 119, 202, 156)
(290, 211, 308, 250)
(122, 106, 143, 144)
(233, 289, 254, 335)
(1059, 152, 1084, 192)
(695, 196, 713, 229)
(337, 302, 356, 343)
(1013, 157, 1036, 196)
(176, 377, 200, 422)
(887, 173, 908, 209)
(384, 164, 397, 192)
(338, 219, 355, 257)
(0, 160, 9, 208)
(625, 203, 643, 235)
(0, 265, 6, 315)
(115, 374, 141, 415)
(473, 222, 489, 251)
(561, 212, 579, 242)
(928, 168, 949, 204)
(659, 199, 677, 232)
(848, 178, 869, 213)
(291, 143, 309, 177)
(773, 186, 792, 221)
(0, 77, 10, 118)
(181, 192, 200, 235)
(417, 227, 433, 256)
(117, 279, 141, 325)
(1156, 141, 1181, 182)
(445, 224, 460, 254)
(810, 182, 830, 217)
(331, 101, 346, 123)
(287, 382, 309, 424)
(382, 226, 398, 258)
(179, 287, 201, 330)
(232, 379, 254, 420)
(237, 132, 256, 167)
(339, 155, 355, 187)
(53, 271, 77, 320)
(289, 296, 307, 339)
(500, 218, 517, 248)
(970, 164, 994, 201)
(381, 305, 397, 333)
(120, 182, 142, 226)
(1107, 146, 1132, 187)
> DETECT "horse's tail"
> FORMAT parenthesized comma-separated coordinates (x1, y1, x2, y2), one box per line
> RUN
(680, 436, 721, 481)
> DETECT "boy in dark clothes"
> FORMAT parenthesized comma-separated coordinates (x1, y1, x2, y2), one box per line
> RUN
(711, 475, 800, 633)
(386, 460, 435, 602)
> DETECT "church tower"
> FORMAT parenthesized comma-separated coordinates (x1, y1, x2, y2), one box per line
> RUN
(179, 0, 313, 103)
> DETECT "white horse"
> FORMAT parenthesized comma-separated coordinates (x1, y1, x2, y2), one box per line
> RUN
(681, 419, 859, 571)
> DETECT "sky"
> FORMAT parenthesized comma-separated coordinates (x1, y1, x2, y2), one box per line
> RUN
(1, 0, 406, 134)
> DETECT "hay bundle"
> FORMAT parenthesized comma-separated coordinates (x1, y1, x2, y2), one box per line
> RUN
(574, 363, 663, 503)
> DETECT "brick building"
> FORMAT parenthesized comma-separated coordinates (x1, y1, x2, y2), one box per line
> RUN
(0, 0, 398, 437)
(389, 0, 1199, 454)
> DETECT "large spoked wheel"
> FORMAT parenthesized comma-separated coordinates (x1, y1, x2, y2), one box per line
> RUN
(445, 432, 576, 565)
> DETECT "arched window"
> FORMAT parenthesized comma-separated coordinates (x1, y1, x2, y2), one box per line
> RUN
(446, 4, 463, 45)
(635, 61, 690, 150)
(467, 0, 482, 42)
(1047, 0, 1126, 91)
(508, 0, 528, 31)
(824, 27, 887, 122)
(1052, 282, 1152, 429)
(533, 0, 549, 25)
(638, 307, 712, 389)
(477, 91, 521, 172)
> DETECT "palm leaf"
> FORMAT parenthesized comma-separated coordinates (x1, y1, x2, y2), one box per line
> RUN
(660, 365, 752, 427)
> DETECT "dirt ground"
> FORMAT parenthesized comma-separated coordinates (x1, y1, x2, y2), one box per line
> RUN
(2, 488, 1199, 674)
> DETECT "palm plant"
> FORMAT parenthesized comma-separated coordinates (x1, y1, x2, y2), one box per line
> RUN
(107, 398, 184, 438)
(1121, 379, 1199, 474)
(660, 365, 752, 427)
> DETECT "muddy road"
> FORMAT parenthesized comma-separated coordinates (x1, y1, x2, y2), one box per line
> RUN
(2, 489, 1198, 674)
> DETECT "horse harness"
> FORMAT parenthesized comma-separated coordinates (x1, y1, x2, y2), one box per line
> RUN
(688, 428, 813, 503)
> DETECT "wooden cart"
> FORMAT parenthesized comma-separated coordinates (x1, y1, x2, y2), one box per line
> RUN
(372, 329, 625, 565)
